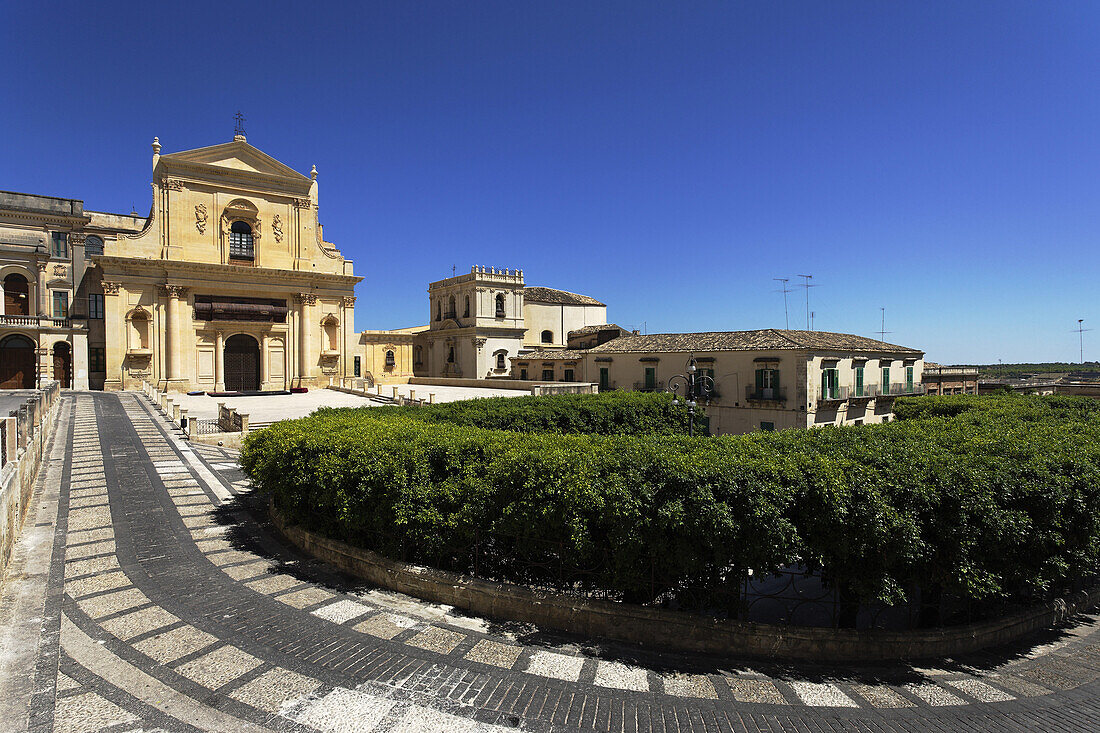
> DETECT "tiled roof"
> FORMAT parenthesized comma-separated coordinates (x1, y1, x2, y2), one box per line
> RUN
(512, 350, 588, 361)
(567, 323, 627, 338)
(523, 286, 605, 307)
(587, 329, 922, 355)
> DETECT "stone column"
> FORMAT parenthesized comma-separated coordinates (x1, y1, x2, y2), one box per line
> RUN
(296, 293, 316, 386)
(102, 282, 123, 390)
(260, 331, 269, 389)
(214, 330, 225, 392)
(342, 295, 356, 378)
(162, 285, 188, 390)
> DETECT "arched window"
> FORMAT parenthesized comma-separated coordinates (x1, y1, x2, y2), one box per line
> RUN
(3, 274, 30, 316)
(496, 353, 506, 370)
(463, 295, 470, 318)
(229, 221, 254, 260)
(541, 330, 554, 344)
(414, 345, 423, 366)
(435, 300, 441, 321)
(385, 350, 395, 369)
(495, 293, 505, 318)
(85, 235, 104, 256)
(447, 295, 456, 319)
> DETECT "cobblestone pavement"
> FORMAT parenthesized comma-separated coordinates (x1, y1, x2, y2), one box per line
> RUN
(2, 392, 1100, 732)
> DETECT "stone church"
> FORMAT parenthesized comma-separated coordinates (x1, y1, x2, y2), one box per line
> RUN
(0, 132, 361, 392)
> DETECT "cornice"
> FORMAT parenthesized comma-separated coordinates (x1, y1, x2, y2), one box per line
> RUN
(0, 209, 91, 228)
(94, 255, 363, 287)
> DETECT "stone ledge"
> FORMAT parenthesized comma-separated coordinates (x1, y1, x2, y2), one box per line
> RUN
(269, 505, 1100, 662)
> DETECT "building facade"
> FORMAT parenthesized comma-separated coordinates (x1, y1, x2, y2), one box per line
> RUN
(922, 364, 979, 395)
(414, 267, 606, 381)
(0, 192, 147, 390)
(513, 329, 925, 434)
(1, 134, 362, 393)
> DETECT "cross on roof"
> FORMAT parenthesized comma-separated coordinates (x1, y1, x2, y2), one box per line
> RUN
(234, 111, 246, 137)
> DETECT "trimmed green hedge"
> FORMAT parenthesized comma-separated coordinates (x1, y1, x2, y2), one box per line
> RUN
(241, 393, 1100, 621)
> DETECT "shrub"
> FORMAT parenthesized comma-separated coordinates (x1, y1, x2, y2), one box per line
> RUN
(241, 393, 1100, 621)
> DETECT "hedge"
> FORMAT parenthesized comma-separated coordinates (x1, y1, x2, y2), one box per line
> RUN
(241, 392, 1100, 624)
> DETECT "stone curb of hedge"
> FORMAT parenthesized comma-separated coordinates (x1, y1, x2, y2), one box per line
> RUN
(269, 504, 1100, 662)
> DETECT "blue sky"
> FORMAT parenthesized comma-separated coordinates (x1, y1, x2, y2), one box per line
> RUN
(2, 1, 1098, 364)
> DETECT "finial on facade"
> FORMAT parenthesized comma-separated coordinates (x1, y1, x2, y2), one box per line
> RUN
(311, 164, 318, 180)
(233, 111, 247, 142)
(152, 136, 161, 154)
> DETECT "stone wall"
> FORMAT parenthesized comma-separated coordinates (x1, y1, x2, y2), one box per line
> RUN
(0, 382, 61, 579)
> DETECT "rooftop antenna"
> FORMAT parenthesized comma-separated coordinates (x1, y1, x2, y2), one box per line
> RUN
(452, 264, 456, 277)
(797, 274, 817, 330)
(811, 311, 815, 331)
(233, 111, 246, 140)
(1074, 319, 1092, 363)
(773, 278, 791, 329)
(877, 307, 893, 342)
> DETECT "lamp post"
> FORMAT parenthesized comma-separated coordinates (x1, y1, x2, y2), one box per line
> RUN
(668, 354, 714, 436)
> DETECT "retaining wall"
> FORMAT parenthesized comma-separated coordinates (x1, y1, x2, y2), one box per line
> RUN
(271, 506, 1100, 662)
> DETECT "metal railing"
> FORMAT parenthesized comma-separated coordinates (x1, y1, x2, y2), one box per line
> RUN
(633, 380, 664, 393)
(819, 385, 849, 402)
(745, 386, 787, 402)
(881, 383, 926, 397)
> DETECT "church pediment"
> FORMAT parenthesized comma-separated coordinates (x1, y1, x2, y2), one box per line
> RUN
(160, 140, 308, 181)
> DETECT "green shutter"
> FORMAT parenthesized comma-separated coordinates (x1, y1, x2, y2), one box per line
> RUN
(771, 369, 779, 391)
(755, 369, 764, 390)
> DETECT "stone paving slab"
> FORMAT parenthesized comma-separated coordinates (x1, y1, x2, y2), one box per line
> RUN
(4, 391, 1100, 732)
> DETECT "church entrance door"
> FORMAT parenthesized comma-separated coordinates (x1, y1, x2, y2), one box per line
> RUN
(224, 334, 260, 392)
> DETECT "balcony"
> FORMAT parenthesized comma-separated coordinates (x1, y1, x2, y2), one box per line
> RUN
(745, 386, 787, 403)
(818, 385, 849, 403)
(849, 384, 875, 400)
(880, 383, 925, 397)
(633, 380, 664, 393)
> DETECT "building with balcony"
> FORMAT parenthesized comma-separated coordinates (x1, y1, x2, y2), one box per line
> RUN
(1, 133, 361, 393)
(512, 329, 924, 434)
(0, 191, 142, 389)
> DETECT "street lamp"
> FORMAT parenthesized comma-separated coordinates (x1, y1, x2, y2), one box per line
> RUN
(668, 354, 714, 436)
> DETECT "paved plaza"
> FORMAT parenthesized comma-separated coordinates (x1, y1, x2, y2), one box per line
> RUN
(171, 384, 528, 421)
(2, 392, 1100, 732)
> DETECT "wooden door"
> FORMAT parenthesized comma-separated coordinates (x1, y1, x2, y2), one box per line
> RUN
(53, 347, 71, 388)
(223, 335, 260, 392)
(0, 336, 36, 389)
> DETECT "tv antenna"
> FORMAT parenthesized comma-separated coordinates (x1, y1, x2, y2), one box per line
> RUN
(877, 307, 893, 342)
(1074, 319, 1092, 363)
(797, 274, 817, 330)
(773, 278, 792, 329)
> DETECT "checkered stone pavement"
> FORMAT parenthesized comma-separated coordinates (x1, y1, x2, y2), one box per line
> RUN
(3, 391, 1100, 731)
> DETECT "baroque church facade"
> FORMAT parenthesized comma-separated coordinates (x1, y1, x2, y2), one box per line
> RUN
(0, 133, 360, 392)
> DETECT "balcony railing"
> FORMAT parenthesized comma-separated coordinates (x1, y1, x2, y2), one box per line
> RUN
(633, 380, 664, 393)
(0, 314, 74, 329)
(745, 386, 787, 402)
(819, 385, 849, 402)
(849, 384, 875, 399)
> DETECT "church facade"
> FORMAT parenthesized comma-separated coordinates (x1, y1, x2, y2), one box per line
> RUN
(0, 133, 362, 393)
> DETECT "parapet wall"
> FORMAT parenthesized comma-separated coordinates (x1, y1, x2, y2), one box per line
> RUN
(272, 504, 1100, 663)
(0, 382, 62, 580)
